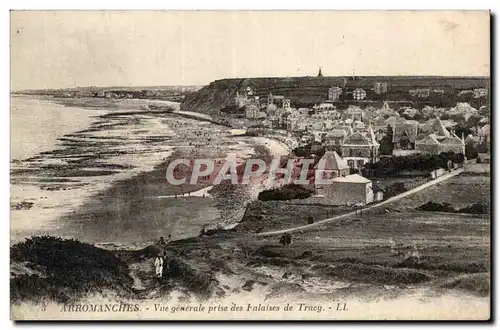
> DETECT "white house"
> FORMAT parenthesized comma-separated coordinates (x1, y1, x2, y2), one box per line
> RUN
(319, 174, 374, 206)
(473, 88, 488, 98)
(352, 88, 367, 100)
(328, 86, 343, 101)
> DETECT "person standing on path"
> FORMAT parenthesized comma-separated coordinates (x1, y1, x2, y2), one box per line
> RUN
(154, 254, 164, 279)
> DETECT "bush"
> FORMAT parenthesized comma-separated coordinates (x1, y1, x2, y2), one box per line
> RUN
(417, 201, 490, 214)
(10, 236, 133, 303)
(364, 151, 465, 177)
(258, 184, 313, 201)
(385, 182, 407, 198)
(307, 216, 314, 224)
(292, 143, 326, 158)
(165, 258, 216, 299)
(465, 143, 479, 159)
(417, 201, 456, 212)
(349, 168, 360, 175)
(457, 202, 490, 214)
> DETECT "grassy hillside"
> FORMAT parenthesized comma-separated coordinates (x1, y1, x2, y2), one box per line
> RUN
(10, 236, 225, 304)
(180, 76, 490, 113)
(10, 236, 135, 303)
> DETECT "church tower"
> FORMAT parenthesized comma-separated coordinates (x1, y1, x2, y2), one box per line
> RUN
(317, 66, 324, 77)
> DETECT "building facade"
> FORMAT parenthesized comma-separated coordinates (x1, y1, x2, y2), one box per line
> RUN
(328, 86, 343, 101)
(409, 88, 431, 98)
(392, 122, 419, 150)
(319, 174, 374, 206)
(473, 88, 488, 98)
(314, 151, 350, 181)
(267, 92, 290, 109)
(415, 134, 465, 155)
(352, 88, 367, 100)
(341, 128, 380, 169)
(374, 82, 388, 94)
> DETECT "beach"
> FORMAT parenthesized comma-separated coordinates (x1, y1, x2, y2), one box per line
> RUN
(10, 96, 288, 246)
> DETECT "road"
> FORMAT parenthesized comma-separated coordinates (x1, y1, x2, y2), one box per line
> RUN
(257, 167, 464, 237)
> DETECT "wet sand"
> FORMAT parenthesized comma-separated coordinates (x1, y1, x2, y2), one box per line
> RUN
(10, 96, 288, 246)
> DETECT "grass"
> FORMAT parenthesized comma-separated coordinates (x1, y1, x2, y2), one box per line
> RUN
(10, 236, 134, 303)
(235, 201, 353, 233)
(438, 273, 490, 297)
(389, 172, 490, 209)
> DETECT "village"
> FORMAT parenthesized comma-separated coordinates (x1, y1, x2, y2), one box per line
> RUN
(199, 70, 492, 210)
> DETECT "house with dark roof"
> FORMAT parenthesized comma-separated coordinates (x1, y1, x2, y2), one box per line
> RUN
(323, 129, 350, 152)
(314, 151, 350, 181)
(392, 122, 419, 150)
(414, 120, 465, 155)
(328, 86, 343, 101)
(478, 124, 490, 146)
(409, 88, 431, 98)
(341, 127, 380, 169)
(344, 105, 364, 121)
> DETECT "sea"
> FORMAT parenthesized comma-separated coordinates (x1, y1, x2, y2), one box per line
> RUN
(10, 96, 263, 248)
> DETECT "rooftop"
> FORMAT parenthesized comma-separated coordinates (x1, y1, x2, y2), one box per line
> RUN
(333, 174, 372, 184)
(314, 151, 350, 171)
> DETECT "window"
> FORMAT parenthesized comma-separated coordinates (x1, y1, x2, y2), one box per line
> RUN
(347, 160, 355, 168)
(357, 160, 364, 168)
(349, 149, 353, 157)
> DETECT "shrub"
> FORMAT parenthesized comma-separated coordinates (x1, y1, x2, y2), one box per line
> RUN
(385, 182, 407, 198)
(417, 201, 490, 215)
(417, 201, 456, 213)
(465, 143, 479, 159)
(307, 216, 314, 224)
(364, 151, 465, 177)
(292, 143, 326, 158)
(258, 184, 313, 201)
(457, 202, 490, 214)
(10, 236, 133, 303)
(165, 257, 216, 299)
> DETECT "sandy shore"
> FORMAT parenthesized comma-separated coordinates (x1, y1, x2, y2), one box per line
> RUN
(10, 96, 292, 246)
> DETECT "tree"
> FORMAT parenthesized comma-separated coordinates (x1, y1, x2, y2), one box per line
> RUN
(440, 113, 450, 120)
(479, 105, 490, 117)
(379, 124, 394, 155)
(307, 216, 314, 224)
(454, 125, 472, 138)
(465, 143, 479, 159)
(450, 113, 466, 124)
(465, 115, 482, 128)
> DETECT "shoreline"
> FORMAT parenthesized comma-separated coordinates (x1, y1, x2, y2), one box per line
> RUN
(10, 96, 292, 247)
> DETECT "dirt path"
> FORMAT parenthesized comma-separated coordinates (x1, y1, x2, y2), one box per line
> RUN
(257, 168, 465, 237)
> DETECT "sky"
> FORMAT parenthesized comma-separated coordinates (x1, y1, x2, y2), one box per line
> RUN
(10, 10, 490, 90)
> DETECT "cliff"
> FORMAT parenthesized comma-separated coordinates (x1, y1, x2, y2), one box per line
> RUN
(180, 76, 489, 113)
(180, 76, 346, 113)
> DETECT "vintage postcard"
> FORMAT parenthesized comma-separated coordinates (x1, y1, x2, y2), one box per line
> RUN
(10, 10, 490, 320)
